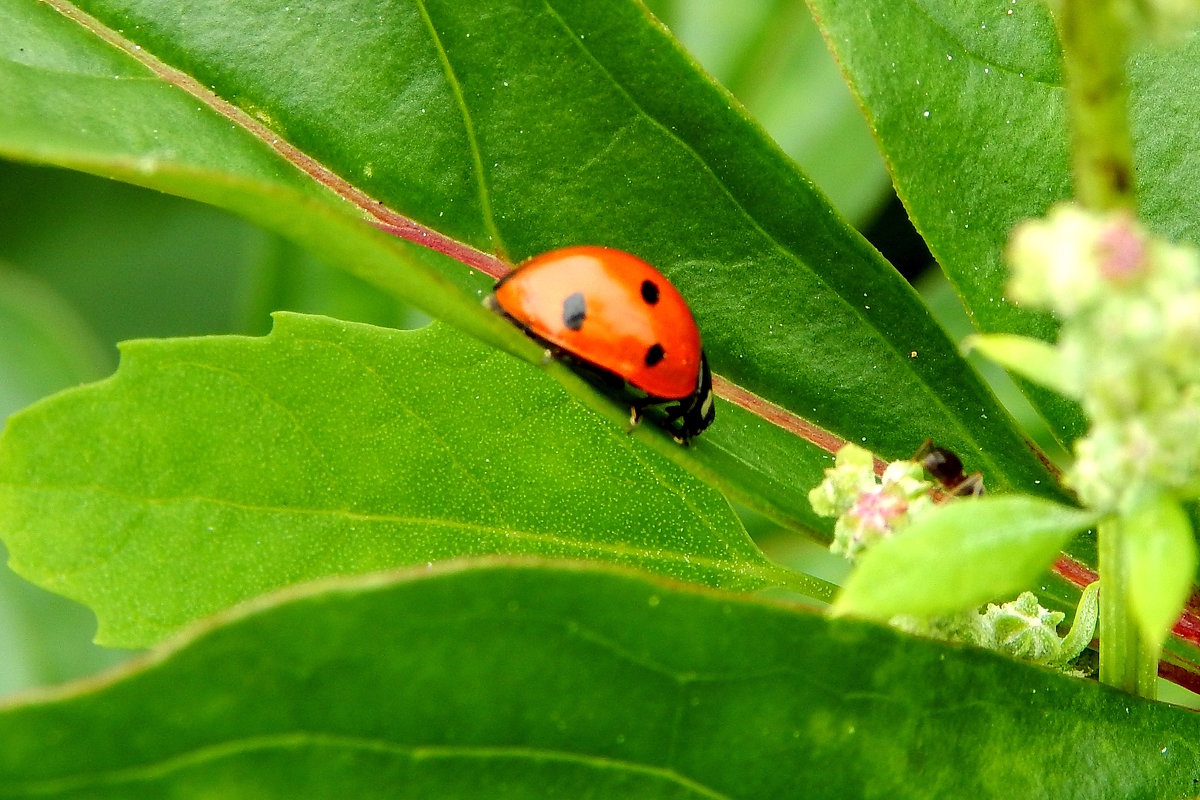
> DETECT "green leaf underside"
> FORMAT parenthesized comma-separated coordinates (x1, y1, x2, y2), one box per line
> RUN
(2, 0, 1060, 502)
(2, 562, 1200, 799)
(835, 496, 1100, 620)
(810, 0, 1200, 444)
(0, 314, 797, 648)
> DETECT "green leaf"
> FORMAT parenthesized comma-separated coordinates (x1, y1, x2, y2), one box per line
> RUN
(964, 333, 1076, 398)
(810, 0, 1200, 445)
(645, 0, 891, 222)
(0, 141, 829, 552)
(2, 561, 1200, 798)
(805, 0, 1081, 436)
(835, 496, 1100, 620)
(0, 313, 816, 648)
(1124, 490, 1198, 652)
(1059, 579, 1101, 664)
(919, 271, 1069, 462)
(0, 0, 1062, 513)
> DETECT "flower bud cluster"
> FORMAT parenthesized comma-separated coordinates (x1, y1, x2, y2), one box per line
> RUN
(1007, 204, 1200, 510)
(811, 444, 1098, 670)
(807, 443, 932, 559)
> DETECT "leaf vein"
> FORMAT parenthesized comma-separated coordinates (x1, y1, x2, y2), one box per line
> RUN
(0, 733, 734, 800)
(1, 483, 778, 587)
(413, 0, 507, 256)
(538, 1, 1010, 475)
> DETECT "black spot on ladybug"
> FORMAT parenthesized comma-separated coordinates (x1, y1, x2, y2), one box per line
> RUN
(641, 280, 660, 305)
(645, 343, 665, 367)
(562, 292, 587, 331)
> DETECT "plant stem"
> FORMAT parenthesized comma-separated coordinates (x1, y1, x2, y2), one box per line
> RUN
(1052, 0, 1137, 211)
(1055, 0, 1152, 696)
(1097, 518, 1158, 698)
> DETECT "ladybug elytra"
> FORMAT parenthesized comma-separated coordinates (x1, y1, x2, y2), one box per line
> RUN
(487, 246, 714, 443)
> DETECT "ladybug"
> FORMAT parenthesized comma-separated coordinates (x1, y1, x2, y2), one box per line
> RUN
(914, 439, 984, 497)
(487, 246, 714, 443)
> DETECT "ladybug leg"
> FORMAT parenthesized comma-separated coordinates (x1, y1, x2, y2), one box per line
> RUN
(625, 405, 643, 433)
(652, 399, 694, 445)
(540, 348, 555, 365)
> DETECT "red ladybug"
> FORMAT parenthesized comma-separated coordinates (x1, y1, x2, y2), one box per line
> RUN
(488, 246, 714, 443)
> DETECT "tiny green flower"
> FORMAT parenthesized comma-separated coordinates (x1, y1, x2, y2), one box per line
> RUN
(807, 443, 877, 518)
(835, 486, 909, 559)
(809, 444, 932, 560)
(1007, 204, 1115, 315)
(1004, 203, 1200, 510)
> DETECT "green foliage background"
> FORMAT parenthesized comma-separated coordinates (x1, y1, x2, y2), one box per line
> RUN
(0, 0, 885, 692)
(3, 0, 1200, 795)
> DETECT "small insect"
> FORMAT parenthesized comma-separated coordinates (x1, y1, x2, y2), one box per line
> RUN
(915, 439, 985, 497)
(487, 246, 714, 443)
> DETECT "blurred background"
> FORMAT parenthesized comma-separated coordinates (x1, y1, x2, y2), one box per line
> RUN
(0, 0, 1025, 697)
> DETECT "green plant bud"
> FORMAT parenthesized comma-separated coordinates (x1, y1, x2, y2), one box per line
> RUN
(980, 591, 1068, 662)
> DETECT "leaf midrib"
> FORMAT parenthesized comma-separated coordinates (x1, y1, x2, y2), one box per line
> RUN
(0, 483, 778, 578)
